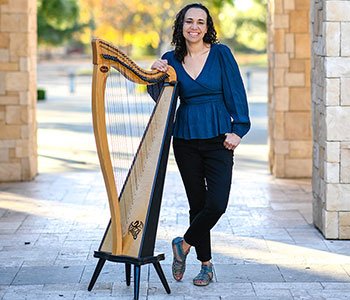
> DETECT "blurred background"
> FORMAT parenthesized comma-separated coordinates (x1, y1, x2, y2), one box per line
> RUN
(36, 0, 268, 174)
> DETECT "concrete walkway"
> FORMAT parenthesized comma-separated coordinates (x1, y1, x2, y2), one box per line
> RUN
(1, 61, 350, 299)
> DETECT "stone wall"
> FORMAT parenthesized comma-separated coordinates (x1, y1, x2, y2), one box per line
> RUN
(0, 0, 37, 181)
(311, 0, 350, 238)
(267, 0, 312, 178)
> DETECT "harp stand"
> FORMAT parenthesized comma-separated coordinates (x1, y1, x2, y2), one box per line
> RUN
(88, 251, 170, 300)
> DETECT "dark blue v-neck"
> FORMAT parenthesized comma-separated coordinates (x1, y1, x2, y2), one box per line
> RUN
(162, 43, 250, 140)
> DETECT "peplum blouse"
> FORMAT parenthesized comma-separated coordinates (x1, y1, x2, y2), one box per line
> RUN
(161, 43, 250, 140)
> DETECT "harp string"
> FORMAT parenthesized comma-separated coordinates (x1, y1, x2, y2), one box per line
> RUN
(104, 63, 163, 201)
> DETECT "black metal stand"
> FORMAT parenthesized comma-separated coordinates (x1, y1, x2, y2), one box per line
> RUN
(88, 251, 171, 300)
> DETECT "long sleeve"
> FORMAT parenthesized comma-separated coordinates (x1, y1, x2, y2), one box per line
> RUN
(147, 52, 170, 102)
(219, 45, 251, 138)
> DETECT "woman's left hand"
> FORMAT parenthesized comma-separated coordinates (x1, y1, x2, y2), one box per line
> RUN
(224, 133, 241, 151)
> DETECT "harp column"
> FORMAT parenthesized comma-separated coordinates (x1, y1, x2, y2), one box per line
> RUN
(0, 0, 37, 181)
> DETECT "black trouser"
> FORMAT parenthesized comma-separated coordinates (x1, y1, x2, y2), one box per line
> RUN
(173, 135, 234, 262)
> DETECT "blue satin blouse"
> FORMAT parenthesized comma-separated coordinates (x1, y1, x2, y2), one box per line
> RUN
(162, 43, 250, 140)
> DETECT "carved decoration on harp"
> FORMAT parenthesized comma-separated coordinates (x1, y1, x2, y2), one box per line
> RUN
(88, 39, 178, 300)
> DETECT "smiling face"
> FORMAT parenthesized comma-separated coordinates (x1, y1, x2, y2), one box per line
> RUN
(182, 7, 208, 44)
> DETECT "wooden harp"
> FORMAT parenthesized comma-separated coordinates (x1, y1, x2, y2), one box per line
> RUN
(88, 39, 178, 299)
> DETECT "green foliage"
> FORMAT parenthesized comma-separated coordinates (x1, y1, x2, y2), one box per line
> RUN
(37, 0, 84, 46)
(37, 88, 46, 101)
(216, 0, 267, 52)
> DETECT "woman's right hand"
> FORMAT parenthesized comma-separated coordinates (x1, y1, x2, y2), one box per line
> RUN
(151, 59, 169, 72)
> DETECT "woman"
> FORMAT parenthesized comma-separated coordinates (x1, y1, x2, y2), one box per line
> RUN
(151, 3, 250, 286)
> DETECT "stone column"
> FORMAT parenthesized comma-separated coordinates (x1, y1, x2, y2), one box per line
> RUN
(311, 0, 350, 238)
(267, 0, 312, 178)
(0, 0, 37, 181)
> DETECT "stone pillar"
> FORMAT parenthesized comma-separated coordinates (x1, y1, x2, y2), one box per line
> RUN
(311, 0, 350, 239)
(0, 0, 37, 181)
(267, 0, 312, 178)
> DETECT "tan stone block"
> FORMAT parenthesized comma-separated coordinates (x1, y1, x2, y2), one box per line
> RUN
(0, 148, 9, 162)
(322, 210, 339, 239)
(341, 78, 350, 106)
(274, 140, 289, 154)
(28, 12, 37, 33)
(284, 0, 295, 10)
(342, 22, 350, 56)
(274, 68, 285, 86)
(19, 57, 30, 72)
(0, 111, 4, 120)
(21, 124, 30, 138)
(0, 33, 9, 48)
(325, 78, 340, 106)
(0, 63, 19, 71)
(285, 112, 312, 140)
(339, 212, 350, 227)
(19, 91, 30, 105)
(304, 59, 311, 87)
(326, 1, 350, 21)
(275, 87, 289, 111)
(295, 0, 310, 10)
(0, 96, 18, 104)
(0, 162, 21, 181)
(326, 141, 340, 163)
(20, 106, 28, 123)
(289, 140, 312, 158)
(0, 124, 21, 138)
(295, 34, 311, 58)
(285, 158, 312, 177)
(21, 155, 37, 181)
(289, 59, 305, 72)
(275, 14, 289, 29)
(289, 87, 311, 111)
(290, 10, 309, 33)
(0, 0, 30, 13)
(324, 162, 340, 183)
(0, 72, 5, 95)
(324, 22, 340, 56)
(0, 13, 21, 32)
(326, 107, 350, 141)
(5, 105, 21, 124)
(9, 33, 29, 58)
(5, 72, 28, 91)
(274, 29, 285, 52)
(326, 183, 350, 210)
(340, 143, 350, 183)
(339, 226, 350, 239)
(285, 72, 305, 86)
(273, 154, 285, 178)
(285, 33, 295, 53)
(274, 0, 284, 14)
(16, 139, 28, 158)
(326, 57, 350, 77)
(274, 111, 285, 139)
(0, 140, 15, 147)
(275, 53, 289, 68)
(0, 49, 9, 63)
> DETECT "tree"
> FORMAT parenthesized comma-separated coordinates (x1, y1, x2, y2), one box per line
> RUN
(37, 0, 84, 46)
(218, 0, 267, 52)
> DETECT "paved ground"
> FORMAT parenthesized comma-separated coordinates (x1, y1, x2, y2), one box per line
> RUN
(1, 60, 350, 299)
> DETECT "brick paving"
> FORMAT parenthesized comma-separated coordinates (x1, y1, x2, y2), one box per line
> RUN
(1, 65, 350, 299)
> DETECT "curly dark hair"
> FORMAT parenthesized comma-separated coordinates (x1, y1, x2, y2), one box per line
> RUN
(172, 3, 218, 62)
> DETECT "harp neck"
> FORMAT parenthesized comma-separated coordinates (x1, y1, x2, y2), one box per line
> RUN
(91, 38, 177, 84)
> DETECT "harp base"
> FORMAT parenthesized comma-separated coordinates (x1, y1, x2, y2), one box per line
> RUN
(88, 251, 171, 300)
